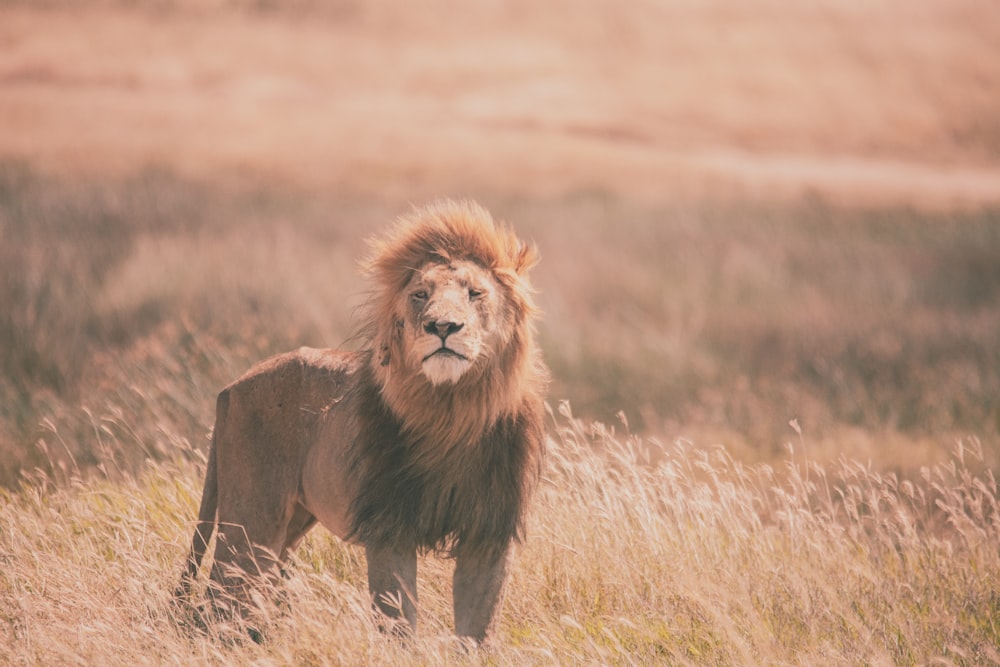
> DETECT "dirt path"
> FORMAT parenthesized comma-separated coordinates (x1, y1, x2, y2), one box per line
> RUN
(2, 3, 999, 205)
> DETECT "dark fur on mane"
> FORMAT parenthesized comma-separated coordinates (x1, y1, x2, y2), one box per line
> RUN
(346, 359, 545, 558)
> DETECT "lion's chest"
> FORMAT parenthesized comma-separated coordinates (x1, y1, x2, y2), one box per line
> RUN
(347, 406, 532, 556)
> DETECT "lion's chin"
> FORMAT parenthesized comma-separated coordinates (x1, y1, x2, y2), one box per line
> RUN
(421, 354, 473, 386)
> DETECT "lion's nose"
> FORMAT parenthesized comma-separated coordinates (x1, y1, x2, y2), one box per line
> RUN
(424, 320, 464, 340)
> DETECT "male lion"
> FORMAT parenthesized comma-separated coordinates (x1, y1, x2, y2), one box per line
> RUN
(176, 200, 548, 644)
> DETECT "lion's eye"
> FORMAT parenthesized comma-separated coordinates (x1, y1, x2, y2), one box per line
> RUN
(412, 290, 429, 302)
(468, 287, 485, 300)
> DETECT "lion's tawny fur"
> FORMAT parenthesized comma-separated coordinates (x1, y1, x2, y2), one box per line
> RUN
(176, 200, 548, 643)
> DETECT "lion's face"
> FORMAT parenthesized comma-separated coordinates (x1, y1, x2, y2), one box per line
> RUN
(398, 260, 507, 385)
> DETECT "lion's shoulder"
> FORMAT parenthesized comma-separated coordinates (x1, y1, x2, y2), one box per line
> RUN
(219, 348, 368, 413)
(229, 347, 360, 383)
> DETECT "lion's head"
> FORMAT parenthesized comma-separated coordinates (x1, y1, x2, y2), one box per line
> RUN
(364, 200, 545, 451)
(392, 259, 501, 385)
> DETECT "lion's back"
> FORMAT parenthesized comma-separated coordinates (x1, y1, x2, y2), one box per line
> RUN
(227, 347, 361, 388)
(213, 347, 365, 469)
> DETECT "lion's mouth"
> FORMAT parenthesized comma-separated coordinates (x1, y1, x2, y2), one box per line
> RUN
(422, 347, 469, 363)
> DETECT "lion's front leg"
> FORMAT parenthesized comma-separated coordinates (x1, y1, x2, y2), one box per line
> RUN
(365, 543, 418, 635)
(453, 543, 511, 644)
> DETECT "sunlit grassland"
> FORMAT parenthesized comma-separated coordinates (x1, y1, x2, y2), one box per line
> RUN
(2, 164, 998, 481)
(1, 404, 998, 664)
(1, 165, 1000, 664)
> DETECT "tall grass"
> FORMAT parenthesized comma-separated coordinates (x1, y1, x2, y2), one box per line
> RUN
(2, 165, 999, 663)
(521, 195, 1000, 445)
(2, 164, 999, 486)
(1, 403, 997, 664)
(0, 163, 376, 483)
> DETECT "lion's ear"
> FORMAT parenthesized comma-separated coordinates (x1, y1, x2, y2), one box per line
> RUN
(514, 241, 540, 275)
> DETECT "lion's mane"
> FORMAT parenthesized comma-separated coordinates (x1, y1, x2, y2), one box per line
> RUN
(347, 200, 548, 557)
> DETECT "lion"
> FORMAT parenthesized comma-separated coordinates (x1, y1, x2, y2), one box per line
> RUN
(175, 200, 548, 644)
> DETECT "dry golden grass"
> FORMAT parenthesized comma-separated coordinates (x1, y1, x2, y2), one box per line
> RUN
(1, 165, 998, 663)
(2, 402, 998, 665)
(2, 165, 999, 479)
(3, 1, 1000, 662)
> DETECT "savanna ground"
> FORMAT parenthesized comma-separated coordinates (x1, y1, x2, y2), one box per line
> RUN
(2, 1, 1000, 664)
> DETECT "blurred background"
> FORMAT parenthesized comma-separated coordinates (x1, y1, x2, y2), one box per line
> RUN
(2, 0, 999, 485)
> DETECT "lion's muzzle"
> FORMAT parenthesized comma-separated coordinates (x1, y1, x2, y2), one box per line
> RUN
(423, 319, 465, 341)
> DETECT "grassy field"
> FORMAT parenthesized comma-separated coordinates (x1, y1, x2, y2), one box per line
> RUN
(1, 165, 999, 664)
(2, 404, 998, 664)
(3, 165, 998, 481)
(3, 0, 1000, 663)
